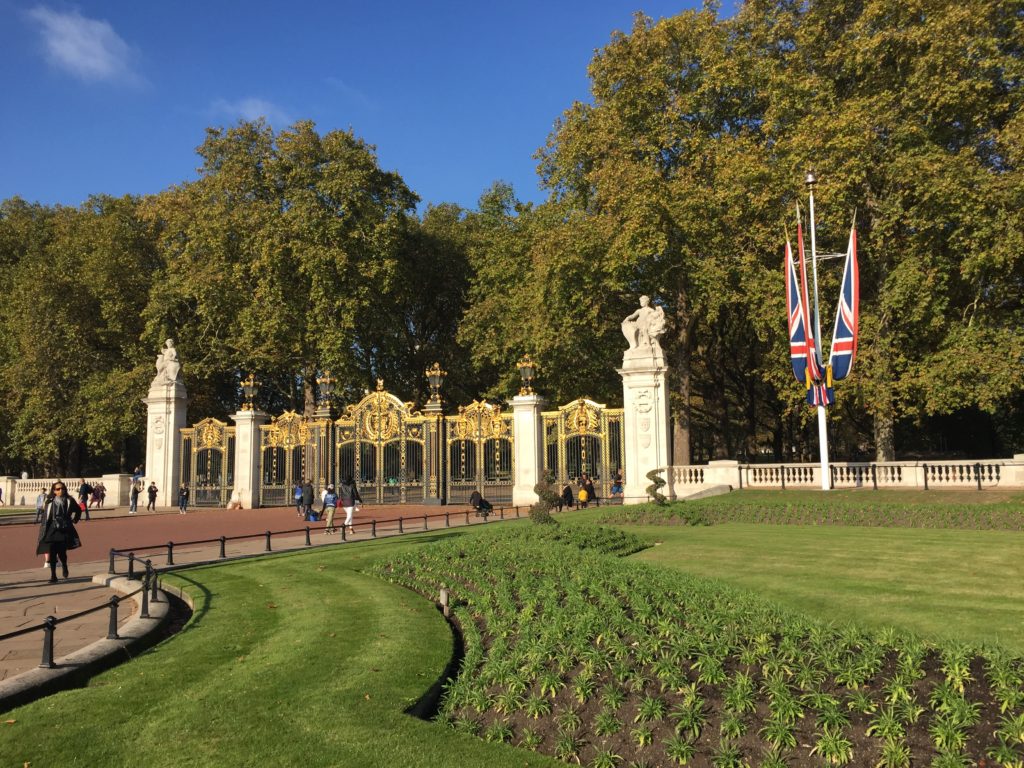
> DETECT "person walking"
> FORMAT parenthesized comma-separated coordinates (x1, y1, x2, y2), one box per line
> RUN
(583, 475, 599, 507)
(0, 487, 5, 506)
(129, 481, 140, 514)
(77, 478, 92, 521)
(301, 479, 314, 521)
(293, 481, 304, 518)
(36, 480, 82, 582)
(559, 482, 574, 513)
(320, 484, 338, 532)
(178, 482, 189, 514)
(338, 475, 362, 535)
(34, 489, 46, 523)
(146, 482, 158, 512)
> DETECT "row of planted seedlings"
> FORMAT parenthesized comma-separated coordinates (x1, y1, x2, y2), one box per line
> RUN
(373, 525, 1024, 768)
(601, 501, 1024, 531)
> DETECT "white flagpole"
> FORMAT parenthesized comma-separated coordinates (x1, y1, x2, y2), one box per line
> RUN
(806, 171, 831, 491)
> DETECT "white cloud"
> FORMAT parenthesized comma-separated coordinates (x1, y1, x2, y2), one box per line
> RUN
(28, 5, 142, 85)
(210, 97, 294, 128)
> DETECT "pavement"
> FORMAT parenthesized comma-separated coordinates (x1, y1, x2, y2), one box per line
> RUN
(0, 501, 518, 685)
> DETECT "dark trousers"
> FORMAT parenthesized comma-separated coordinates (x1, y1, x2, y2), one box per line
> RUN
(79, 497, 90, 520)
(147, 497, 157, 511)
(48, 545, 69, 577)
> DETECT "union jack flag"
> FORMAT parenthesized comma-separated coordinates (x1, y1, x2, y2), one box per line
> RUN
(827, 223, 859, 382)
(785, 220, 824, 388)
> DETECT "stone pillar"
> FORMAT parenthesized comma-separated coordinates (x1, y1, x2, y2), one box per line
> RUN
(512, 394, 545, 507)
(619, 354, 672, 504)
(143, 380, 188, 508)
(231, 409, 269, 509)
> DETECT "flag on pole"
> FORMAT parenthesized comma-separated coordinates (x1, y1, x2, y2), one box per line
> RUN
(784, 237, 812, 385)
(827, 222, 859, 381)
(795, 219, 825, 383)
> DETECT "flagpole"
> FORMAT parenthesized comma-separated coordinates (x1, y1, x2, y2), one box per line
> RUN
(806, 171, 831, 491)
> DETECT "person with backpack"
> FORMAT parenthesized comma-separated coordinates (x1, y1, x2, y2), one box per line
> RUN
(338, 475, 362, 535)
(319, 484, 337, 530)
(293, 481, 304, 518)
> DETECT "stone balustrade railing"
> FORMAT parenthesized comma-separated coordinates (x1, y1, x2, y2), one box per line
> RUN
(665, 455, 1024, 497)
(1, 474, 135, 508)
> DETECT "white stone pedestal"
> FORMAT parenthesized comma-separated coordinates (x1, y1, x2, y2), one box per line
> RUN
(143, 381, 188, 507)
(512, 394, 546, 506)
(231, 409, 269, 509)
(619, 352, 672, 504)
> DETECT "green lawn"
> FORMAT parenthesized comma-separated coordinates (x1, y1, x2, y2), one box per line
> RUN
(603, 518, 1024, 653)
(2, 529, 558, 768)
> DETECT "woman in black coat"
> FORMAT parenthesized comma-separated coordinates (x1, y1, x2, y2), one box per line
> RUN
(36, 480, 82, 583)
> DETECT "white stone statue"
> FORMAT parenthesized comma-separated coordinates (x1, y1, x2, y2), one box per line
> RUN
(621, 295, 666, 357)
(152, 338, 183, 387)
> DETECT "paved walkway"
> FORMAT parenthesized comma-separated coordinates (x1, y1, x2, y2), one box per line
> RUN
(0, 502, 513, 684)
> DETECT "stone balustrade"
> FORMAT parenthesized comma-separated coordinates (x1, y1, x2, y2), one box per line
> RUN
(1, 474, 135, 508)
(666, 454, 1024, 497)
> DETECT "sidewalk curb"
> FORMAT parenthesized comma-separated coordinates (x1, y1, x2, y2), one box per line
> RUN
(0, 574, 192, 713)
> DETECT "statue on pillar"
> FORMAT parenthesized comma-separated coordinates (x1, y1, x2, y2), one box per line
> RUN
(621, 296, 667, 358)
(152, 338, 183, 387)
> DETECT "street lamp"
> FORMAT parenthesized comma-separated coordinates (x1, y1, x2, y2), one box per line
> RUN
(517, 354, 537, 395)
(317, 371, 335, 407)
(425, 362, 447, 405)
(241, 373, 260, 411)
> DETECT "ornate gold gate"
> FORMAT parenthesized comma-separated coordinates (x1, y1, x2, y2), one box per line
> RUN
(259, 412, 327, 507)
(180, 417, 236, 506)
(542, 398, 624, 500)
(445, 400, 514, 506)
(334, 381, 429, 504)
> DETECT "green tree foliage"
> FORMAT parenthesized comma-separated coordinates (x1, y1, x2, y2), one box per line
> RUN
(143, 119, 420, 416)
(532, 0, 1024, 460)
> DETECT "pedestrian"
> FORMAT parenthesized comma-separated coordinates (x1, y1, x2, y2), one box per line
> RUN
(36, 480, 82, 583)
(98, 481, 106, 507)
(293, 481, 304, 518)
(178, 482, 189, 514)
(77, 478, 92, 521)
(577, 478, 589, 509)
(559, 482, 574, 513)
(0, 486, 4, 506)
(338, 475, 362, 534)
(583, 474, 599, 507)
(301, 479, 314, 521)
(35, 489, 46, 523)
(129, 480, 140, 514)
(610, 469, 624, 499)
(89, 483, 102, 509)
(146, 482, 158, 511)
(469, 490, 492, 518)
(320, 484, 337, 531)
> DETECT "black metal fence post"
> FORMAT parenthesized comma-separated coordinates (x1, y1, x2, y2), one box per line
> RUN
(108, 548, 116, 574)
(39, 616, 56, 669)
(265, 531, 272, 552)
(499, 508, 505, 520)
(305, 526, 311, 546)
(371, 520, 377, 538)
(423, 514, 428, 531)
(398, 517, 404, 534)
(106, 596, 120, 639)
(219, 536, 226, 558)
(341, 525, 347, 542)
(167, 541, 174, 566)
(141, 566, 151, 619)
(445, 512, 450, 528)
(464, 510, 469, 525)
(127, 552, 136, 580)
(151, 566, 161, 603)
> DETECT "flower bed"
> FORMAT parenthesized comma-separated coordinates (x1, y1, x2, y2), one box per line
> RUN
(374, 526, 1024, 767)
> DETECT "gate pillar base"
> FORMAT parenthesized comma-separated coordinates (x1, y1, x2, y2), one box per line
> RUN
(232, 409, 269, 508)
(512, 393, 545, 506)
(618, 352, 672, 504)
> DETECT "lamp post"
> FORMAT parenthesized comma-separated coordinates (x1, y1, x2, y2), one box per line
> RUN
(516, 354, 537, 395)
(241, 373, 260, 411)
(425, 362, 447, 407)
(423, 363, 447, 505)
(316, 371, 335, 412)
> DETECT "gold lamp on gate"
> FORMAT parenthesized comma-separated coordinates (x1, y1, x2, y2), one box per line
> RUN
(517, 353, 537, 396)
(317, 371, 335, 406)
(425, 362, 447, 405)
(241, 373, 260, 411)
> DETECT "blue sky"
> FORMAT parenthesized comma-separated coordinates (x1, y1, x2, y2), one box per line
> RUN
(0, 1, 719, 213)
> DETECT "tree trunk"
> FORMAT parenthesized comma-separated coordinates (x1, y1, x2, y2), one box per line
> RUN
(671, 307, 696, 466)
(874, 412, 895, 461)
